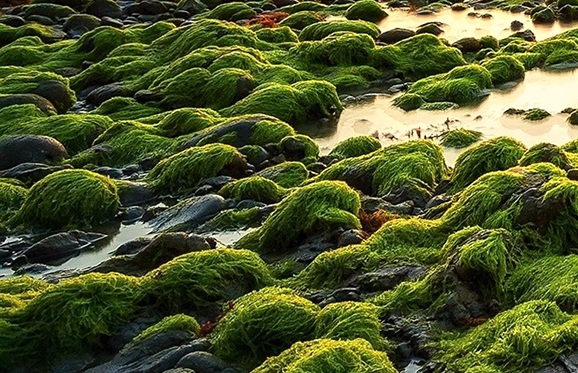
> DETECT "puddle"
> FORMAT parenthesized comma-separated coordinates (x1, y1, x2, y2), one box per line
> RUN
(312, 68, 578, 165)
(402, 358, 424, 373)
(211, 227, 257, 247)
(379, 8, 578, 42)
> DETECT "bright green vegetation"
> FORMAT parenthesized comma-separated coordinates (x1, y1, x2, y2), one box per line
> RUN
(235, 181, 361, 253)
(437, 301, 578, 372)
(256, 27, 299, 44)
(519, 142, 578, 170)
(279, 11, 323, 30)
(292, 32, 376, 66)
(280, 134, 320, 161)
(344, 0, 388, 22)
(210, 287, 320, 368)
(252, 338, 397, 373)
(142, 248, 274, 311)
(439, 128, 483, 148)
(317, 140, 448, 201)
(328, 135, 381, 160)
(481, 55, 525, 85)
(314, 301, 388, 350)
(219, 176, 287, 204)
(256, 161, 309, 188)
(12, 169, 119, 230)
(133, 314, 200, 342)
(448, 137, 526, 192)
(393, 65, 493, 110)
(93, 97, 162, 121)
(0, 181, 27, 221)
(372, 34, 466, 79)
(148, 143, 245, 194)
(202, 207, 262, 231)
(524, 108, 551, 121)
(298, 20, 381, 41)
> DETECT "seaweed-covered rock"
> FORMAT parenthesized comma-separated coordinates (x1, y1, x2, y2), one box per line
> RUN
(532, 7, 556, 23)
(344, 0, 388, 22)
(519, 143, 575, 170)
(256, 161, 308, 188)
(0, 180, 27, 221)
(481, 55, 525, 85)
(210, 287, 320, 368)
(133, 314, 200, 342)
(372, 34, 466, 78)
(235, 181, 360, 253)
(448, 137, 526, 192)
(252, 338, 397, 373)
(439, 129, 482, 148)
(219, 176, 287, 204)
(292, 32, 375, 66)
(279, 11, 322, 30)
(377, 28, 415, 44)
(150, 194, 227, 232)
(148, 143, 247, 194)
(524, 108, 551, 121)
(299, 20, 380, 41)
(280, 134, 319, 162)
(328, 135, 381, 160)
(13, 169, 119, 229)
(0, 135, 68, 170)
(393, 65, 492, 110)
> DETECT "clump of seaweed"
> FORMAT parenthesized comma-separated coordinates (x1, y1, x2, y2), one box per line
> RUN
(344, 0, 388, 22)
(439, 128, 482, 148)
(133, 314, 200, 342)
(219, 176, 287, 204)
(256, 161, 309, 188)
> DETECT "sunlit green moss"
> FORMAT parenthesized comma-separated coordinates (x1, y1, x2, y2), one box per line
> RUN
(299, 20, 380, 41)
(439, 128, 483, 148)
(257, 161, 309, 188)
(133, 314, 200, 342)
(219, 176, 287, 204)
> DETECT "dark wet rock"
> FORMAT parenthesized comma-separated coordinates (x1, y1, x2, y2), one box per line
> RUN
(140, 0, 169, 15)
(114, 237, 153, 256)
(337, 229, 369, 247)
(567, 169, 578, 181)
(307, 162, 326, 174)
(150, 194, 226, 233)
(516, 187, 565, 228)
(416, 22, 444, 36)
(480, 12, 492, 18)
(451, 3, 468, 10)
(85, 331, 203, 373)
(24, 4, 76, 20)
(93, 166, 124, 179)
(63, 14, 101, 38)
(163, 369, 196, 373)
(134, 89, 163, 104)
(101, 16, 124, 28)
(510, 19, 524, 30)
(532, 7, 556, 23)
(434, 282, 488, 325)
(537, 352, 578, 373)
(174, 9, 191, 18)
(33, 79, 75, 114)
(0, 162, 72, 184)
(86, 0, 123, 18)
(377, 28, 415, 44)
(236, 199, 267, 209)
(13, 230, 107, 267)
(87, 83, 133, 107)
(511, 29, 536, 42)
(309, 287, 361, 307)
(560, 4, 578, 21)
(176, 351, 239, 373)
(239, 145, 269, 166)
(0, 135, 68, 170)
(194, 184, 215, 196)
(424, 194, 452, 210)
(361, 196, 416, 215)
(383, 316, 434, 359)
(26, 14, 55, 25)
(452, 37, 482, 53)
(382, 185, 430, 208)
(13, 263, 52, 275)
(0, 14, 25, 27)
(118, 182, 155, 207)
(200, 176, 236, 191)
(0, 93, 54, 114)
(121, 206, 146, 224)
(349, 265, 427, 292)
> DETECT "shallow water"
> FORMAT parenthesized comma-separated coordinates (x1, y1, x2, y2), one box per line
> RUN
(314, 68, 578, 165)
(379, 8, 578, 42)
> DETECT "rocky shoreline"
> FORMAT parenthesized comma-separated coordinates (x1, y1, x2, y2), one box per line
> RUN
(2, 0, 578, 372)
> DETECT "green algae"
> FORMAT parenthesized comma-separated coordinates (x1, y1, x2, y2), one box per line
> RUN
(256, 27, 299, 44)
(371, 34, 466, 79)
(0, 23, 65, 46)
(298, 20, 380, 41)
(439, 128, 483, 148)
(280, 134, 319, 160)
(93, 97, 162, 121)
(235, 181, 360, 253)
(210, 287, 320, 368)
(219, 176, 287, 204)
(519, 142, 577, 170)
(202, 207, 262, 231)
(221, 80, 343, 126)
(143, 248, 274, 311)
(279, 11, 323, 30)
(12, 169, 119, 230)
(252, 338, 397, 373)
(256, 161, 309, 188)
(437, 300, 578, 372)
(448, 136, 526, 192)
(314, 301, 388, 350)
(133, 314, 200, 342)
(202, 2, 256, 21)
(344, 0, 388, 22)
(481, 55, 525, 85)
(329, 135, 381, 160)
(155, 107, 221, 137)
(0, 181, 27, 221)
(292, 32, 375, 66)
(148, 143, 244, 194)
(523, 108, 551, 121)
(394, 65, 492, 109)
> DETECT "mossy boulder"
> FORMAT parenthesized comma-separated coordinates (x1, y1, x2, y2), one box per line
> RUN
(292, 32, 375, 66)
(329, 135, 381, 160)
(12, 169, 119, 229)
(482, 55, 525, 85)
(235, 181, 361, 253)
(393, 65, 493, 110)
(0, 181, 27, 221)
(519, 142, 576, 170)
(280, 134, 319, 162)
(298, 20, 380, 41)
(24, 3, 76, 20)
(256, 26, 299, 43)
(252, 338, 397, 373)
(279, 11, 323, 30)
(439, 128, 482, 148)
(256, 161, 309, 188)
(210, 287, 320, 368)
(202, 2, 257, 21)
(219, 176, 287, 204)
(448, 136, 526, 192)
(344, 0, 388, 22)
(532, 7, 556, 23)
(133, 314, 200, 342)
(148, 143, 247, 194)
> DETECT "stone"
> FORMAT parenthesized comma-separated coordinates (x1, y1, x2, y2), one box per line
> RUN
(531, 7, 556, 24)
(0, 93, 57, 113)
(63, 14, 101, 38)
(377, 28, 415, 44)
(452, 37, 482, 53)
(176, 351, 237, 373)
(33, 79, 75, 114)
(510, 20, 524, 31)
(86, 0, 123, 18)
(0, 162, 72, 184)
(150, 194, 226, 233)
(0, 135, 68, 170)
(86, 82, 132, 106)
(415, 22, 444, 36)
